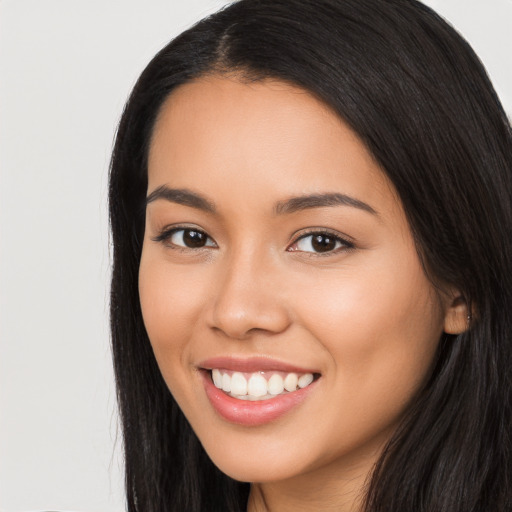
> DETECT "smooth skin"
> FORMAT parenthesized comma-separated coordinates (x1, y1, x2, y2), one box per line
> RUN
(139, 76, 468, 512)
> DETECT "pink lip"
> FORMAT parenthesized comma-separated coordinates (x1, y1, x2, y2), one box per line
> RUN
(198, 356, 318, 374)
(199, 368, 319, 427)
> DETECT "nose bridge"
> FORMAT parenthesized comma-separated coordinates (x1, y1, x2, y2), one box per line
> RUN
(208, 244, 290, 339)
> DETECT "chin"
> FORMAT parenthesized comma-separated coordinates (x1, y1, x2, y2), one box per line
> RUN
(208, 449, 304, 483)
(195, 425, 319, 483)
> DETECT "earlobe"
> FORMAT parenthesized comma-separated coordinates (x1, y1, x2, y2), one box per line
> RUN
(443, 294, 471, 334)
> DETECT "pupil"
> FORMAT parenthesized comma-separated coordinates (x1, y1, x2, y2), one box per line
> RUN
(183, 230, 206, 248)
(312, 234, 335, 252)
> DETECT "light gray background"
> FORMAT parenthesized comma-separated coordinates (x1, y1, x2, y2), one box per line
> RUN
(0, 1, 510, 511)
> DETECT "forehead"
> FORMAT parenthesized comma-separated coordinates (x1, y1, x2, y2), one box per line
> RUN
(147, 75, 398, 220)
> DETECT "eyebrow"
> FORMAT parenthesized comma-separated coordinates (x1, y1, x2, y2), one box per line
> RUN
(146, 185, 216, 213)
(274, 193, 378, 216)
(146, 186, 378, 217)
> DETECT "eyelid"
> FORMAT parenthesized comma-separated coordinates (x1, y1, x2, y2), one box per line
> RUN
(287, 228, 355, 254)
(151, 224, 217, 248)
(151, 224, 353, 254)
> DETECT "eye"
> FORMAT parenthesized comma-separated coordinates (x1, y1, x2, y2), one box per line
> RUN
(153, 227, 217, 249)
(288, 231, 353, 254)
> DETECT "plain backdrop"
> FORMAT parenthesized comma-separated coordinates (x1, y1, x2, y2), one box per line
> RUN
(0, 1, 510, 511)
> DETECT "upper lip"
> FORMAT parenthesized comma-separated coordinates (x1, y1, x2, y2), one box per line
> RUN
(198, 356, 319, 374)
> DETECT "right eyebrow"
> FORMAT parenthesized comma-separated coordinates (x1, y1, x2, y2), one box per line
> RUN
(145, 185, 216, 213)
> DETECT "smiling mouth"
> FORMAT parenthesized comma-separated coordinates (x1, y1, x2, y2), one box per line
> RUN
(209, 369, 319, 401)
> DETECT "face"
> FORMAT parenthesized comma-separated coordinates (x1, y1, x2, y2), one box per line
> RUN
(139, 76, 451, 486)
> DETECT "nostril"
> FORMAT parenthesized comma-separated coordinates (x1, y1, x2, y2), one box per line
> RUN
(209, 301, 291, 340)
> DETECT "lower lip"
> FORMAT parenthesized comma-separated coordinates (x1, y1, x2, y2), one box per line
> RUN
(200, 370, 318, 426)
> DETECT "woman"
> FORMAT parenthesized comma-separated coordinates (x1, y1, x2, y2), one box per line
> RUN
(109, 0, 512, 510)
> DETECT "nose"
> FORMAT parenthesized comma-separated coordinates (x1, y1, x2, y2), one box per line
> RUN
(207, 250, 291, 340)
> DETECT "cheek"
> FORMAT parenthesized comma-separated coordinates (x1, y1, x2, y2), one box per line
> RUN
(138, 250, 208, 373)
(295, 255, 443, 416)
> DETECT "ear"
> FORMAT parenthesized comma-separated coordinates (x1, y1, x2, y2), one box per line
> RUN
(443, 292, 471, 335)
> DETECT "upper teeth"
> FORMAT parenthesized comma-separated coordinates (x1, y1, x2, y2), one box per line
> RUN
(211, 369, 314, 400)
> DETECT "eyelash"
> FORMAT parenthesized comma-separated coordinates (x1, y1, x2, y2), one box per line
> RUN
(152, 226, 354, 255)
(288, 229, 354, 256)
(152, 226, 217, 251)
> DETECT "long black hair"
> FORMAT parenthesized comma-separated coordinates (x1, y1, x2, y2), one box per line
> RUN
(109, 1, 512, 510)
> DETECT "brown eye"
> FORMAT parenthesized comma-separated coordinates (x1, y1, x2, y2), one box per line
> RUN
(167, 228, 216, 249)
(311, 234, 337, 252)
(182, 229, 207, 248)
(288, 231, 352, 254)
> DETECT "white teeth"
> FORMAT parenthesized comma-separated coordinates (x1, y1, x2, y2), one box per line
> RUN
(267, 374, 284, 395)
(298, 373, 314, 388)
(230, 372, 248, 396)
(212, 369, 222, 388)
(222, 373, 231, 392)
(248, 374, 267, 397)
(284, 373, 298, 392)
(210, 370, 316, 400)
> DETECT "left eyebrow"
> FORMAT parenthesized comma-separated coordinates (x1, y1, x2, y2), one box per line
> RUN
(274, 193, 378, 216)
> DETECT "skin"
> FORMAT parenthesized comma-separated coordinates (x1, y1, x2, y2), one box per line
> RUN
(139, 76, 467, 511)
